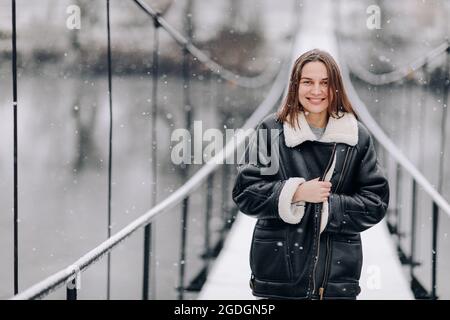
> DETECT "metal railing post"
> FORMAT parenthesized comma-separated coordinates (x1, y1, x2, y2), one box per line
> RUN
(105, 0, 113, 300)
(395, 164, 410, 264)
(431, 202, 439, 299)
(66, 279, 77, 300)
(394, 163, 402, 236)
(11, 0, 19, 296)
(410, 180, 418, 277)
(221, 81, 231, 233)
(400, 80, 408, 152)
(177, 38, 193, 299)
(143, 14, 161, 300)
(222, 163, 231, 231)
(418, 61, 429, 173)
(204, 174, 214, 269)
(178, 197, 189, 300)
(437, 45, 450, 195)
(405, 78, 414, 160)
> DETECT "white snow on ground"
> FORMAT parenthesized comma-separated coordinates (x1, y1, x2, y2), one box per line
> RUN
(359, 220, 414, 299)
(197, 213, 255, 300)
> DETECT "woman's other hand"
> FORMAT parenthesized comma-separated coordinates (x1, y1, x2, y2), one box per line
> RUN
(293, 177, 331, 203)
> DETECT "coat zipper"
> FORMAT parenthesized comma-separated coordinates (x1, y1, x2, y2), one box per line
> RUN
(311, 204, 322, 297)
(311, 143, 337, 298)
(319, 235, 332, 299)
(318, 146, 352, 299)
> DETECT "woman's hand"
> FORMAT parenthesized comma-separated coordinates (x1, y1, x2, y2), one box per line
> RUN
(292, 177, 331, 203)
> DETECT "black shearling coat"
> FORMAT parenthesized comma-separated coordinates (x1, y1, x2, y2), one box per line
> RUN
(232, 112, 389, 300)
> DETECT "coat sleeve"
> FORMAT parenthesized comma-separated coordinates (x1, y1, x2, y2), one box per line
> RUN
(232, 120, 306, 223)
(325, 129, 389, 234)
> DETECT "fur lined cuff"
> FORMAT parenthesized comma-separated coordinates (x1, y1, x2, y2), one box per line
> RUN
(320, 200, 329, 233)
(278, 177, 306, 224)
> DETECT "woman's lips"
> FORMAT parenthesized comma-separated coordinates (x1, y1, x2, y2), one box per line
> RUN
(307, 97, 326, 105)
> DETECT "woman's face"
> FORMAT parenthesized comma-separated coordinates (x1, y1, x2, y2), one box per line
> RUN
(298, 61, 330, 115)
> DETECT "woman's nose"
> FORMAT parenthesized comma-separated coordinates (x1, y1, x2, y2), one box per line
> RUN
(311, 84, 322, 95)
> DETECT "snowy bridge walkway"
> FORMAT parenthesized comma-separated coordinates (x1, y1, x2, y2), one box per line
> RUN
(198, 214, 413, 300)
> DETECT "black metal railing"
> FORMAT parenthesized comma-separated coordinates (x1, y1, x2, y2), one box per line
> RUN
(339, 35, 450, 299)
(105, 0, 114, 301)
(9, 0, 298, 300)
(11, 0, 19, 296)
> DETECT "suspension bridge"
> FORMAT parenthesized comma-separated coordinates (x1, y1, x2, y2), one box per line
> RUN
(2, 0, 450, 300)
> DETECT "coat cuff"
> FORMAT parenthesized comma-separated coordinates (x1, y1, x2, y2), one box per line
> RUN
(278, 177, 305, 224)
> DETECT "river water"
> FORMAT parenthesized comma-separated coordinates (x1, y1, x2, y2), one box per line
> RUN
(0, 70, 265, 299)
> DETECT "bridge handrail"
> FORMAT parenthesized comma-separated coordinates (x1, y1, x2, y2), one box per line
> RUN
(339, 47, 450, 219)
(132, 0, 281, 88)
(342, 39, 449, 85)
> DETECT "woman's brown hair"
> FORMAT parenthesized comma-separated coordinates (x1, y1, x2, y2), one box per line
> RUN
(277, 49, 358, 128)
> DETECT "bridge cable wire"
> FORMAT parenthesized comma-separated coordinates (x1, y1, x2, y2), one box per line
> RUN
(341, 38, 450, 85)
(142, 13, 161, 301)
(337, 44, 450, 219)
(131, 0, 280, 89)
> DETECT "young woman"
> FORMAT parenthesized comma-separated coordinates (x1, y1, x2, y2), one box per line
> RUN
(232, 49, 389, 300)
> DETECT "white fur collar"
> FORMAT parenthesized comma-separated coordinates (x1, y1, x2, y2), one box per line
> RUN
(283, 111, 358, 147)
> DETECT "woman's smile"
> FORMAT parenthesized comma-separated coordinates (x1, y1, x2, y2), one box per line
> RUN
(306, 97, 326, 105)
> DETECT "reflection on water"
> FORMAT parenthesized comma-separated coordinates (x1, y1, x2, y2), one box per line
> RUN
(0, 72, 260, 299)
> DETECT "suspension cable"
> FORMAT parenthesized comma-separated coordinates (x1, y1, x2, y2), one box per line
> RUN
(131, 0, 280, 89)
(342, 40, 449, 85)
(338, 49, 450, 219)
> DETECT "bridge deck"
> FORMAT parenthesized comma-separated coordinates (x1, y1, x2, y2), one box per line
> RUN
(198, 213, 414, 300)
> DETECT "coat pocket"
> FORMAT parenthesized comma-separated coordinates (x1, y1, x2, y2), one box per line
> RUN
(250, 239, 292, 282)
(328, 238, 363, 283)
